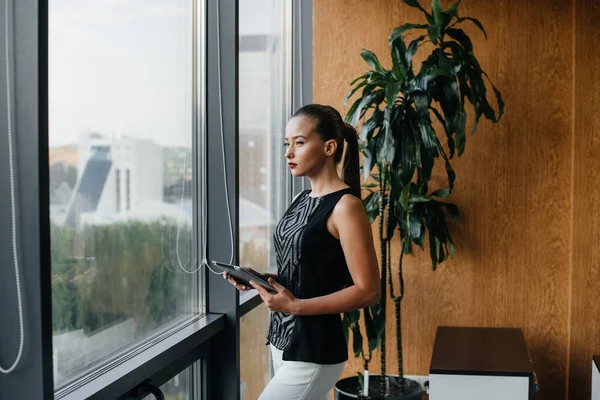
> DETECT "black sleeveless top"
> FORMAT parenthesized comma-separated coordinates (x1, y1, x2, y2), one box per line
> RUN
(266, 188, 354, 364)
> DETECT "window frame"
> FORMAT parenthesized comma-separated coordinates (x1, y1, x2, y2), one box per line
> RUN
(0, 0, 313, 399)
(238, 0, 314, 319)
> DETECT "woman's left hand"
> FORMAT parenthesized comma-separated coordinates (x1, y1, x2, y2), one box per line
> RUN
(250, 278, 301, 315)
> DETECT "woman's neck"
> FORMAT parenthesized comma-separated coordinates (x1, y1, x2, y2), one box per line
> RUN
(306, 165, 348, 197)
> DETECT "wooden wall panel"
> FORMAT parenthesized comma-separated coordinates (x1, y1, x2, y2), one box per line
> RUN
(569, 0, 600, 399)
(314, 1, 574, 399)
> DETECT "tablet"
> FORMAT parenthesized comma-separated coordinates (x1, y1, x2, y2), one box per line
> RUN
(211, 261, 277, 294)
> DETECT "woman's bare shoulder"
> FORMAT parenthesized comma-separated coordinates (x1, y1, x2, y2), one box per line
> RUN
(332, 193, 365, 218)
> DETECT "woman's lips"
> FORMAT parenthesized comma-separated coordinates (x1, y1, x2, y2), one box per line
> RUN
(288, 163, 297, 168)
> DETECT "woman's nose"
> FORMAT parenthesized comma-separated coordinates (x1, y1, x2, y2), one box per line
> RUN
(285, 147, 293, 159)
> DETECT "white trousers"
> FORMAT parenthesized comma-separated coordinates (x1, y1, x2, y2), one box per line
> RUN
(257, 345, 345, 400)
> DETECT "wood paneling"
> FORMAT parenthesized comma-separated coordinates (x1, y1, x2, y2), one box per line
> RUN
(314, 1, 575, 399)
(569, 1, 600, 399)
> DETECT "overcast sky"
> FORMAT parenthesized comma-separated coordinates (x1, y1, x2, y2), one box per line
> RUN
(48, 0, 279, 148)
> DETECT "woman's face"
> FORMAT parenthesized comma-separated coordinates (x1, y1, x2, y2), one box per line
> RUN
(284, 116, 336, 177)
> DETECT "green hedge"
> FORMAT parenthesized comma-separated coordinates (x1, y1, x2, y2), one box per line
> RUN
(51, 219, 193, 334)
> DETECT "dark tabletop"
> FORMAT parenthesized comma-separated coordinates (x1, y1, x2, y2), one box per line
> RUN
(430, 326, 535, 377)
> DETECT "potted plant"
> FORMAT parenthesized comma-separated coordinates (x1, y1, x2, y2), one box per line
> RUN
(334, 1, 504, 399)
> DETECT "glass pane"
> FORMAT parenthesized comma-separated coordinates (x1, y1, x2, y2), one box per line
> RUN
(49, 0, 200, 388)
(143, 362, 199, 400)
(238, 0, 290, 275)
(240, 303, 271, 400)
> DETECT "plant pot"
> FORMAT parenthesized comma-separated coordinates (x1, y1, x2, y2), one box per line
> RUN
(334, 375, 422, 400)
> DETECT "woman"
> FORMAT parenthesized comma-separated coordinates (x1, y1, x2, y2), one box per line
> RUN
(224, 104, 380, 400)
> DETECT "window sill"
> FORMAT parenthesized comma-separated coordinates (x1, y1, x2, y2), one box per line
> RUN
(239, 289, 263, 316)
(56, 313, 225, 400)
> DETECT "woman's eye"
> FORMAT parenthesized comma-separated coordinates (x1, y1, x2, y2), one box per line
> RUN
(283, 142, 290, 147)
(296, 142, 304, 146)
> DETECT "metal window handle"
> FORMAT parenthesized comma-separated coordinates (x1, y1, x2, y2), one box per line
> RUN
(127, 381, 165, 400)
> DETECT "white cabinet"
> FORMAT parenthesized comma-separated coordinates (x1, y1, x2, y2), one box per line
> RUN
(593, 356, 600, 400)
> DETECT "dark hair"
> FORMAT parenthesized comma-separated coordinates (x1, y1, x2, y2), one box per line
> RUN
(292, 104, 361, 198)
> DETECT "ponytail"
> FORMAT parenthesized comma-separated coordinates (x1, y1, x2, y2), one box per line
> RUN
(342, 123, 361, 198)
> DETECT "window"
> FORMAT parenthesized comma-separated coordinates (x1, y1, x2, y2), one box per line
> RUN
(49, 0, 200, 390)
(238, 1, 291, 396)
(238, 0, 290, 276)
(143, 362, 200, 400)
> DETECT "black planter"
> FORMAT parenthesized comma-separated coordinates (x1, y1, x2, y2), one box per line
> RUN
(334, 375, 421, 400)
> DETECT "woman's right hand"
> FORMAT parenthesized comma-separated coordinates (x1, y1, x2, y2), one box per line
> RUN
(223, 266, 263, 291)
(222, 272, 250, 291)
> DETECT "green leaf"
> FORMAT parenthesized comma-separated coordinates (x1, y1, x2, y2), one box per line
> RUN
(415, 55, 453, 91)
(363, 307, 380, 352)
(427, 23, 442, 43)
(431, 188, 452, 198)
(358, 372, 364, 390)
(396, 123, 418, 186)
(419, 143, 434, 183)
(359, 109, 383, 143)
(347, 309, 361, 324)
(362, 144, 375, 183)
(379, 108, 396, 166)
(430, 106, 456, 159)
(389, 23, 428, 47)
(352, 324, 363, 358)
(370, 301, 386, 339)
(446, 28, 473, 51)
(445, 160, 456, 189)
(413, 95, 437, 149)
(363, 190, 380, 223)
(400, 184, 411, 209)
(360, 49, 387, 74)
(342, 315, 350, 342)
(347, 90, 384, 127)
(456, 17, 487, 40)
(482, 71, 505, 122)
(406, 35, 427, 67)
(492, 82, 505, 121)
(385, 81, 403, 107)
(408, 194, 431, 203)
(445, 0, 461, 18)
(391, 48, 407, 82)
(444, 203, 459, 222)
(349, 73, 368, 87)
(345, 80, 368, 108)
(431, 0, 443, 24)
(448, 240, 456, 257)
(408, 211, 422, 239)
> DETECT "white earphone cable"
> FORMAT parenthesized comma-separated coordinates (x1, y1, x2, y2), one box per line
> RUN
(202, 2, 234, 275)
(1, 0, 25, 375)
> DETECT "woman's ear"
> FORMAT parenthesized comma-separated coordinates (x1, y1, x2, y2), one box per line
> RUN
(324, 139, 337, 156)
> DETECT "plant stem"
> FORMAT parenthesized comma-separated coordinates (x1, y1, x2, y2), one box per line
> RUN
(378, 174, 387, 385)
(397, 250, 405, 380)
